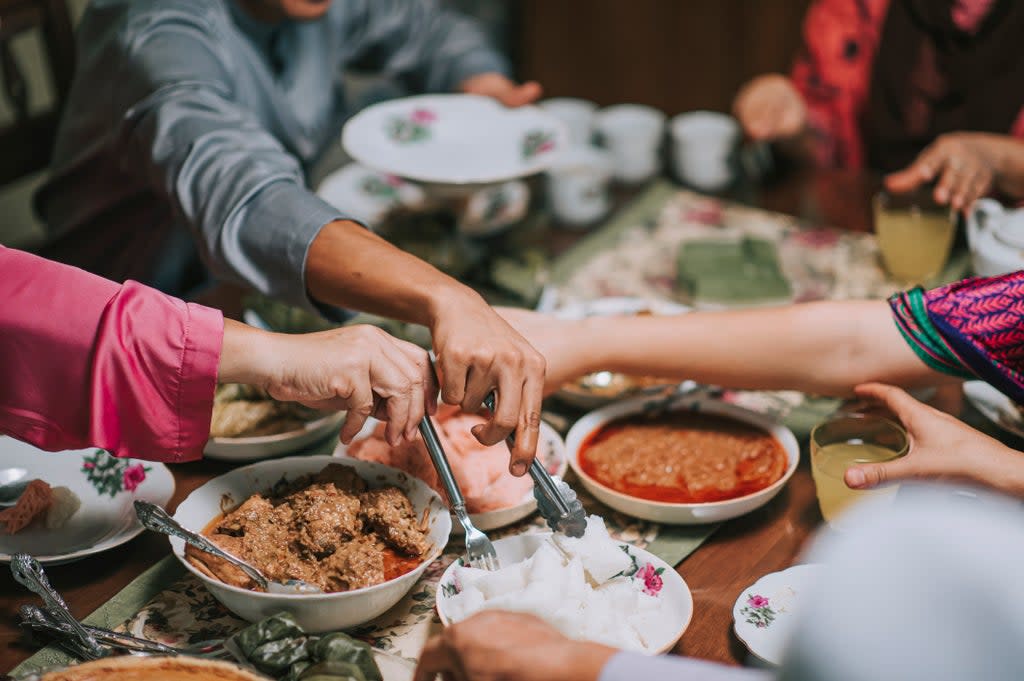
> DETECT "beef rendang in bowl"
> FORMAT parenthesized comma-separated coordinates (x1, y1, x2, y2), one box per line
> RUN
(170, 455, 450, 632)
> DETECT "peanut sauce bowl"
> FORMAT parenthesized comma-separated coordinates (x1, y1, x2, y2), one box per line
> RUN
(169, 455, 450, 633)
(565, 395, 800, 524)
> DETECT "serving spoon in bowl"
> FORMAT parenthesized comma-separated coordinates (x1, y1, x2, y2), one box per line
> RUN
(133, 501, 322, 595)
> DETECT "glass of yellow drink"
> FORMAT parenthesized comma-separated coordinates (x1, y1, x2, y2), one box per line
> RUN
(810, 413, 909, 527)
(874, 191, 955, 284)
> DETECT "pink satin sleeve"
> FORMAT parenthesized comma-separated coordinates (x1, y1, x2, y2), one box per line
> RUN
(0, 246, 223, 462)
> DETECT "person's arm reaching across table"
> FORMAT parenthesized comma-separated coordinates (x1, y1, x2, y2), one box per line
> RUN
(0, 247, 436, 462)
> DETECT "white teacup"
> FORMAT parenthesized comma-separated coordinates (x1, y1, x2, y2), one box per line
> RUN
(594, 104, 666, 184)
(546, 146, 614, 228)
(670, 111, 740, 192)
(539, 97, 598, 147)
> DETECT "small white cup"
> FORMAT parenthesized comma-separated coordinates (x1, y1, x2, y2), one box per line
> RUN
(669, 111, 740, 192)
(539, 97, 599, 147)
(593, 104, 666, 184)
(546, 146, 614, 228)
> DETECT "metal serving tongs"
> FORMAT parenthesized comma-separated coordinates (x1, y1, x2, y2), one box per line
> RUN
(482, 394, 587, 538)
(419, 416, 500, 571)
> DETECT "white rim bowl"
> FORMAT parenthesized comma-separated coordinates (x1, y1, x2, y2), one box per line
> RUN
(565, 395, 799, 524)
(170, 455, 450, 632)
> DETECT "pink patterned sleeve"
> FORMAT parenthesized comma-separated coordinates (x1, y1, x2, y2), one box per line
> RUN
(0, 246, 223, 462)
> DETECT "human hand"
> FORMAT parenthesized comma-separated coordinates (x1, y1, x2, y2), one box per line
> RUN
(221, 321, 435, 447)
(429, 294, 546, 475)
(460, 72, 542, 107)
(496, 307, 595, 395)
(844, 383, 1021, 495)
(733, 73, 807, 141)
(414, 611, 615, 681)
(884, 133, 998, 212)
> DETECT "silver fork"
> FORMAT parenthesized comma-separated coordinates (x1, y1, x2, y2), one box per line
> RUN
(419, 416, 500, 571)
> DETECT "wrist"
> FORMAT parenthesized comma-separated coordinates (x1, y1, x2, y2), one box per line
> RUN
(218, 319, 281, 388)
(976, 445, 1024, 499)
(425, 282, 486, 329)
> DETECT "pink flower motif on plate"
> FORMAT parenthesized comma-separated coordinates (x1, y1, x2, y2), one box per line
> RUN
(410, 108, 437, 124)
(122, 463, 148, 492)
(747, 594, 770, 609)
(636, 562, 665, 596)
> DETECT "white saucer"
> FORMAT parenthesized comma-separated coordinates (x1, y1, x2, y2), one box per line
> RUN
(963, 381, 1024, 439)
(732, 564, 821, 666)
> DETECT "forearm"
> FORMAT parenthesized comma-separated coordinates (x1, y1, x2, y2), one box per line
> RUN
(306, 219, 482, 328)
(581, 301, 952, 396)
(970, 446, 1024, 499)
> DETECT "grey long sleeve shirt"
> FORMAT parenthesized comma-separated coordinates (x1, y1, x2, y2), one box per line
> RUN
(36, 0, 506, 306)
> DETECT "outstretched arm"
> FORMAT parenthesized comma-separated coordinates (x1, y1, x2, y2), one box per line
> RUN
(500, 300, 955, 398)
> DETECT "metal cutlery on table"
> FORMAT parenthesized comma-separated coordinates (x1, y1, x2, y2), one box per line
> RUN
(419, 415, 501, 571)
(10, 554, 232, 661)
(482, 394, 587, 538)
(133, 501, 322, 595)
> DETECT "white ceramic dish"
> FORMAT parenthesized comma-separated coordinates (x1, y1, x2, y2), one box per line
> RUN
(963, 381, 1024, 439)
(0, 438, 174, 565)
(435, 533, 694, 653)
(538, 97, 598, 146)
(564, 394, 800, 524)
(546, 297, 690, 409)
(342, 94, 567, 187)
(203, 411, 346, 463)
(732, 564, 821, 666)
(316, 163, 427, 227)
(170, 455, 451, 633)
(339, 421, 568, 533)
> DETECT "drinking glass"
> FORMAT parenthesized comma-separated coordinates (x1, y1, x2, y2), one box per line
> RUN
(810, 413, 908, 527)
(874, 191, 955, 284)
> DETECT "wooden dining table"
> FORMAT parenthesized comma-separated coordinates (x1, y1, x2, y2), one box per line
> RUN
(0, 168, 881, 674)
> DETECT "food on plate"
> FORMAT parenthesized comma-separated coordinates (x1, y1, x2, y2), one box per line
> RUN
(349, 405, 532, 512)
(37, 656, 266, 681)
(565, 371, 678, 399)
(579, 412, 787, 504)
(210, 384, 328, 438)
(0, 480, 81, 534)
(442, 516, 676, 652)
(186, 463, 430, 593)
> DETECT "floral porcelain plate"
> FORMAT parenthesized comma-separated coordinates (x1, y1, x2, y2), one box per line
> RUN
(732, 564, 822, 666)
(0, 437, 175, 565)
(435, 533, 694, 654)
(316, 162, 427, 227)
(342, 94, 567, 187)
(963, 381, 1024, 440)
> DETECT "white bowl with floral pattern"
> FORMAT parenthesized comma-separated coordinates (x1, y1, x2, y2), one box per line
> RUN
(342, 94, 567, 187)
(435, 532, 693, 654)
(732, 563, 821, 666)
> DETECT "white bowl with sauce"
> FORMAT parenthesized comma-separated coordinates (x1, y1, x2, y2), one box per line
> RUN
(565, 395, 799, 524)
(169, 455, 450, 633)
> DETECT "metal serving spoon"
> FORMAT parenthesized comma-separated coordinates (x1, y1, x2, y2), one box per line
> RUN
(133, 501, 322, 595)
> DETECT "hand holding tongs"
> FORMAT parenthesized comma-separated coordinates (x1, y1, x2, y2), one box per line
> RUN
(482, 394, 586, 538)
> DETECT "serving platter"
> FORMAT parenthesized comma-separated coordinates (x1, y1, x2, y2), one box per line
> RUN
(316, 162, 427, 227)
(0, 438, 174, 565)
(337, 419, 567, 532)
(342, 94, 567, 187)
(204, 411, 346, 462)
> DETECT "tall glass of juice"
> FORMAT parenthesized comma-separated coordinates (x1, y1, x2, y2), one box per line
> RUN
(874, 191, 955, 284)
(810, 413, 908, 527)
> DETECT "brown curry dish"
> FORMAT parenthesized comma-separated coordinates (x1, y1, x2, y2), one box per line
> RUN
(186, 463, 430, 593)
(579, 412, 788, 504)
